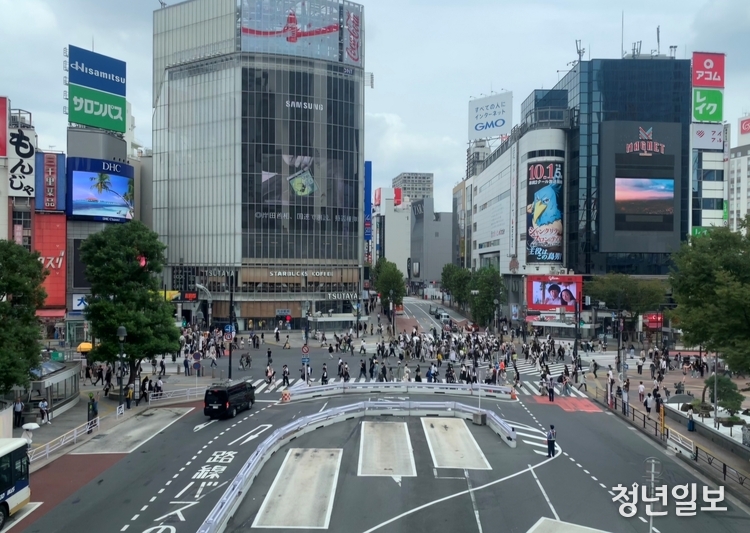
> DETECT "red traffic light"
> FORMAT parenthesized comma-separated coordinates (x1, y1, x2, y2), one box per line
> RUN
(286, 315, 291, 322)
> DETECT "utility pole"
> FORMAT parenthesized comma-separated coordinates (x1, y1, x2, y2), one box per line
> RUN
(228, 271, 234, 380)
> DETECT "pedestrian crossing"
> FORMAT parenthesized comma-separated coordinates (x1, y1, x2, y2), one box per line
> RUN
(510, 359, 588, 398)
(247, 376, 513, 394)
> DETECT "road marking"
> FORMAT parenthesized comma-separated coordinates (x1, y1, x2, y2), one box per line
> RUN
(608, 491, 615, 496)
(591, 476, 598, 481)
(141, 505, 148, 511)
(174, 481, 195, 499)
(150, 497, 156, 502)
(358, 421, 417, 478)
(529, 464, 560, 521)
(166, 481, 172, 486)
(227, 424, 273, 446)
(179, 468, 185, 472)
(319, 401, 328, 412)
(533, 450, 548, 456)
(185, 461, 191, 466)
(584, 470, 590, 474)
(158, 489, 165, 494)
(421, 418, 491, 470)
(120, 527, 129, 532)
(153, 501, 200, 522)
(172, 474, 179, 478)
(639, 516, 647, 523)
(576, 464, 582, 468)
(522, 440, 547, 449)
(193, 420, 217, 432)
(599, 483, 607, 489)
(361, 454, 560, 533)
(464, 469, 484, 533)
(131, 514, 139, 520)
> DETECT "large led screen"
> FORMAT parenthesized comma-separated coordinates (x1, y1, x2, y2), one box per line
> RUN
(615, 177, 674, 231)
(66, 157, 134, 223)
(526, 275, 583, 312)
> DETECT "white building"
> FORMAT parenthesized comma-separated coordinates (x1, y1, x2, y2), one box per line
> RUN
(728, 117, 750, 232)
(392, 172, 433, 201)
(373, 187, 411, 278)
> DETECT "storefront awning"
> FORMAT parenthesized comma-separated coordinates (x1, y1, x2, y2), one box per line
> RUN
(37, 309, 66, 318)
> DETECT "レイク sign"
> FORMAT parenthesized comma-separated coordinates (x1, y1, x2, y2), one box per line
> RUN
(625, 127, 665, 156)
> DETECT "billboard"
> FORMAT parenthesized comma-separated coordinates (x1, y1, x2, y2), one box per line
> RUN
(374, 187, 381, 207)
(0, 97, 7, 157)
(7, 127, 37, 197)
(66, 157, 134, 222)
(691, 123, 723, 151)
(67, 45, 127, 133)
(526, 161, 564, 263)
(36, 152, 66, 211)
(33, 213, 67, 308)
(468, 92, 512, 141)
(394, 188, 402, 206)
(692, 52, 725, 88)
(240, 0, 364, 67)
(692, 88, 723, 123)
(615, 178, 674, 232)
(740, 117, 750, 135)
(526, 275, 583, 312)
(364, 161, 372, 242)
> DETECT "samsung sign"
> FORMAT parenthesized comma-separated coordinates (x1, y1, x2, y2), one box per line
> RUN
(468, 92, 513, 142)
(68, 45, 127, 97)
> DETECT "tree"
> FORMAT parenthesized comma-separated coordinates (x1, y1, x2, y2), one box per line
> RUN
(703, 375, 745, 416)
(670, 218, 750, 374)
(375, 260, 406, 311)
(0, 241, 46, 394)
(371, 257, 386, 287)
(80, 221, 180, 385)
(585, 273, 665, 341)
(91, 172, 135, 219)
(469, 266, 505, 327)
(441, 263, 459, 294)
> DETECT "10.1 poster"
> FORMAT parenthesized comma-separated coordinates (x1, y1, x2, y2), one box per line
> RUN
(526, 161, 564, 263)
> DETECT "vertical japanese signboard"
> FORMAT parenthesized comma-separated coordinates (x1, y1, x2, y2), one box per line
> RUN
(526, 161, 564, 263)
(7, 128, 37, 197)
(43, 153, 58, 210)
(33, 213, 67, 308)
(0, 97, 7, 157)
(692, 52, 725, 123)
(509, 142, 518, 256)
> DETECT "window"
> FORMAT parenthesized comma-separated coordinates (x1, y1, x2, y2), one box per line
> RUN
(0, 455, 11, 493)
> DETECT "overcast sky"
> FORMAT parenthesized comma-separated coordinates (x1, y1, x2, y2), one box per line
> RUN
(2, 0, 749, 211)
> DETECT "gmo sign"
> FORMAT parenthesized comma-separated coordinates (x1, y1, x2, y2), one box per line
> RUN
(475, 119, 506, 132)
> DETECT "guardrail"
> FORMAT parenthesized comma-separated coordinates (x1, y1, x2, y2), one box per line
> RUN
(286, 381, 515, 401)
(28, 418, 100, 463)
(148, 386, 208, 405)
(693, 445, 750, 499)
(196, 400, 517, 533)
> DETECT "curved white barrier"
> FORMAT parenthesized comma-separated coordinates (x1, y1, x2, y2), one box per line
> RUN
(196, 401, 517, 533)
(285, 381, 515, 401)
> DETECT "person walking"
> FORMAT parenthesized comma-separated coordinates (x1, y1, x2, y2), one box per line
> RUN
(546, 425, 557, 457)
(13, 398, 24, 428)
(39, 399, 51, 425)
(282, 365, 290, 387)
(125, 384, 134, 409)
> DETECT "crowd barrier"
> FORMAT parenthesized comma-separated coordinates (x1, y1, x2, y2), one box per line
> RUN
(196, 400, 517, 533)
(284, 381, 515, 402)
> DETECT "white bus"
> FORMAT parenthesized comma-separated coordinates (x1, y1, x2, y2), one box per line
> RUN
(0, 438, 31, 528)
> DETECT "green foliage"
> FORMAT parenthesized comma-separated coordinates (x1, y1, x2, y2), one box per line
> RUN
(704, 375, 745, 416)
(441, 263, 472, 308)
(80, 221, 180, 384)
(375, 260, 406, 310)
(0, 241, 46, 393)
(469, 266, 505, 327)
(670, 218, 750, 373)
(585, 273, 665, 316)
(371, 257, 386, 287)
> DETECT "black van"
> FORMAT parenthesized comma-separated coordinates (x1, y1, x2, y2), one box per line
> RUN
(204, 380, 255, 419)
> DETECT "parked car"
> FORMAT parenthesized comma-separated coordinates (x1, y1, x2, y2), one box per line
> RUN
(204, 380, 255, 419)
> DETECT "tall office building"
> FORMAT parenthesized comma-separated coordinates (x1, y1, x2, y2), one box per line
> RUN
(392, 172, 433, 200)
(152, 0, 366, 329)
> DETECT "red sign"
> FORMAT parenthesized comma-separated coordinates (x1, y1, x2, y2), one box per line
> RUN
(43, 153, 58, 210)
(13, 224, 23, 245)
(526, 275, 583, 312)
(345, 10, 361, 63)
(0, 97, 7, 158)
(692, 52, 725, 88)
(374, 188, 381, 207)
(181, 291, 198, 302)
(33, 213, 67, 308)
(740, 117, 750, 136)
(644, 313, 664, 330)
(394, 188, 402, 206)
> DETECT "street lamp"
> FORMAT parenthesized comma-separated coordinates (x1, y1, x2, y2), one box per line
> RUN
(228, 271, 235, 381)
(357, 265, 362, 338)
(196, 310, 204, 331)
(389, 289, 395, 336)
(117, 326, 127, 407)
(493, 299, 499, 333)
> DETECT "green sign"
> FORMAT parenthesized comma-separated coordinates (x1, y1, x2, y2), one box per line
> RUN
(691, 227, 710, 237)
(692, 88, 723, 122)
(68, 83, 126, 133)
(723, 200, 728, 221)
(51, 351, 65, 362)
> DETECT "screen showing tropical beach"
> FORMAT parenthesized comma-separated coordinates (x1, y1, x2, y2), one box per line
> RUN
(70, 170, 134, 222)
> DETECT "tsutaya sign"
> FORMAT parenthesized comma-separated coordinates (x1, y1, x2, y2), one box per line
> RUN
(625, 126, 666, 156)
(269, 270, 333, 278)
(327, 292, 358, 300)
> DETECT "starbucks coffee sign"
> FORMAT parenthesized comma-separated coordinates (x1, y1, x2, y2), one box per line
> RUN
(269, 270, 333, 278)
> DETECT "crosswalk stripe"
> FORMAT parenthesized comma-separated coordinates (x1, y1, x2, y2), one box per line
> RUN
(515, 431, 546, 440)
(523, 440, 548, 448)
(534, 450, 549, 456)
(255, 382, 269, 393)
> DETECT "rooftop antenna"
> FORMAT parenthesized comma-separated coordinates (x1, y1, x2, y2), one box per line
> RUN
(575, 40, 585, 64)
(669, 45, 677, 58)
(657, 25, 661, 55)
(159, 0, 167, 7)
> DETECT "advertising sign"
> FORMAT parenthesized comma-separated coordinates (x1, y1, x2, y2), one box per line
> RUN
(68, 83, 126, 133)
(72, 294, 88, 311)
(615, 177, 674, 232)
(35, 152, 66, 212)
(68, 45, 126, 96)
(468, 92, 512, 141)
(691, 123, 723, 150)
(526, 161, 564, 263)
(740, 117, 750, 136)
(364, 161, 372, 241)
(13, 225, 23, 245)
(526, 275, 583, 312)
(33, 213, 67, 308)
(7, 128, 37, 197)
(509, 142, 518, 256)
(394, 188, 402, 206)
(0, 97, 7, 157)
(66, 157, 134, 222)
(691, 52, 725, 88)
(240, 0, 364, 67)
(374, 187, 381, 207)
(692, 88, 723, 123)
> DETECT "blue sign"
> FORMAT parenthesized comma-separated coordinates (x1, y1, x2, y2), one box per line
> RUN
(224, 324, 235, 333)
(364, 161, 372, 241)
(302, 357, 310, 364)
(66, 158, 135, 223)
(68, 45, 127, 97)
(35, 152, 67, 212)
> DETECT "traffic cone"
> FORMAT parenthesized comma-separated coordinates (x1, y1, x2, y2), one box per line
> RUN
(511, 388, 517, 400)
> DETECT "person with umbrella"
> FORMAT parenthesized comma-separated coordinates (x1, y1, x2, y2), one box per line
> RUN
(22, 423, 39, 451)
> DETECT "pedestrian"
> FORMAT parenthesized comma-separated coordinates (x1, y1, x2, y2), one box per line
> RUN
(125, 384, 134, 409)
(39, 398, 51, 425)
(13, 397, 24, 428)
(638, 381, 645, 404)
(644, 393, 653, 418)
(546, 425, 557, 457)
(159, 358, 166, 377)
(282, 365, 290, 387)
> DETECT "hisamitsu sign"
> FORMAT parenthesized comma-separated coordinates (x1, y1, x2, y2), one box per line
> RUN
(68, 45, 127, 96)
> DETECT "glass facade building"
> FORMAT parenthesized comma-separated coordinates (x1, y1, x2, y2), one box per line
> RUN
(152, 0, 365, 327)
(523, 58, 691, 275)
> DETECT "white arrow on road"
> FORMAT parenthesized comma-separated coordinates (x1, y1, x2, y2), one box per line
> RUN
(392, 476, 401, 486)
(228, 424, 272, 446)
(193, 420, 217, 432)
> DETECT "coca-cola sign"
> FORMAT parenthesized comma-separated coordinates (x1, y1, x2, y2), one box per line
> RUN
(345, 10, 361, 64)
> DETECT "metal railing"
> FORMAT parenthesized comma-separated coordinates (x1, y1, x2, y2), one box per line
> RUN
(285, 381, 515, 401)
(147, 386, 208, 405)
(28, 418, 100, 463)
(693, 445, 750, 499)
(196, 400, 517, 533)
(589, 386, 666, 439)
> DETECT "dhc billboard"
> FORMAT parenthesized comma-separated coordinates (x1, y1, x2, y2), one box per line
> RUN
(35, 152, 67, 212)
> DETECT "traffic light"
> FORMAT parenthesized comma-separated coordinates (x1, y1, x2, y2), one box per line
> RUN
(182, 318, 187, 327)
